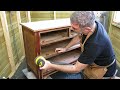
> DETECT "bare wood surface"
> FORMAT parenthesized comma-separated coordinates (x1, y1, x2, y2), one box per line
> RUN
(26, 11, 31, 22)
(0, 11, 15, 72)
(41, 38, 80, 59)
(41, 29, 69, 45)
(41, 29, 77, 47)
(20, 18, 70, 32)
(41, 37, 72, 47)
(50, 49, 80, 63)
(16, 11, 25, 57)
(42, 49, 81, 76)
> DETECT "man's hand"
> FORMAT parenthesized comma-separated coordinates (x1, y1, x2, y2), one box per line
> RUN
(55, 48, 67, 53)
(39, 59, 53, 71)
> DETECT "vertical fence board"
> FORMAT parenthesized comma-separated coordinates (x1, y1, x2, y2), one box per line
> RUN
(0, 11, 15, 73)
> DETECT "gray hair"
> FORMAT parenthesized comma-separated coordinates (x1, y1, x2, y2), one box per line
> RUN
(70, 11, 95, 28)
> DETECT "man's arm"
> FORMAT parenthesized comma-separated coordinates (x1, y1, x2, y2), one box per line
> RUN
(65, 34, 81, 50)
(50, 61, 88, 73)
(55, 35, 81, 53)
(40, 60, 88, 73)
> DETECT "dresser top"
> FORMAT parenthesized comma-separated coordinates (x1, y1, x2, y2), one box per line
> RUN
(20, 18, 71, 32)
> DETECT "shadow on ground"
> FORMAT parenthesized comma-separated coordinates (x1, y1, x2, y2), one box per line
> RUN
(11, 59, 120, 79)
(11, 59, 27, 79)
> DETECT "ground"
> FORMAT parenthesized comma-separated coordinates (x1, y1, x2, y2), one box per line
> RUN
(11, 59, 27, 79)
(11, 59, 120, 79)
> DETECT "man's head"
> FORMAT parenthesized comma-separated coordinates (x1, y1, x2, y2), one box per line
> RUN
(70, 11, 96, 35)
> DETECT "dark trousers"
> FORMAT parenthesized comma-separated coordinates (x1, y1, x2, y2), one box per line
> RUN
(50, 71, 84, 79)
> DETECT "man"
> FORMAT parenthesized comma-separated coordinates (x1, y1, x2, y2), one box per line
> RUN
(40, 11, 117, 79)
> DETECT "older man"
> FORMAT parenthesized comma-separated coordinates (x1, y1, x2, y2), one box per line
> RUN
(40, 11, 116, 79)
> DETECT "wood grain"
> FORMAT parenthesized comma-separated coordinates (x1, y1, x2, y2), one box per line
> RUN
(20, 18, 70, 32)
(42, 49, 81, 76)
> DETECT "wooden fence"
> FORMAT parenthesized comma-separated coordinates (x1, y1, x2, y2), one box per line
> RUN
(0, 11, 29, 78)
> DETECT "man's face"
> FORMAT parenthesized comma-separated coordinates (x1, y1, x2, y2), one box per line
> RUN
(71, 23, 82, 34)
(71, 23, 91, 35)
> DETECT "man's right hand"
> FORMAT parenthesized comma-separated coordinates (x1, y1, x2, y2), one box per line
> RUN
(55, 48, 67, 53)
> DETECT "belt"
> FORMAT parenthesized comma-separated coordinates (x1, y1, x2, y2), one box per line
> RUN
(105, 59, 116, 68)
(103, 59, 117, 79)
(93, 59, 116, 68)
(103, 70, 118, 79)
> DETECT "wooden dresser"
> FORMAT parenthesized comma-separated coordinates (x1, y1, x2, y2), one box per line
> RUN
(20, 18, 81, 79)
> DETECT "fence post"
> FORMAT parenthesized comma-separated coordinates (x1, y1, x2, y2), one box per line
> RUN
(0, 11, 15, 73)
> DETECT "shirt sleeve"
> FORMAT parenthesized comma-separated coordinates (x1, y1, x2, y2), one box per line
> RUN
(78, 43, 103, 64)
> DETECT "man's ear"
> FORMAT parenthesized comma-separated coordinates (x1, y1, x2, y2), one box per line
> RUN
(84, 27, 92, 32)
